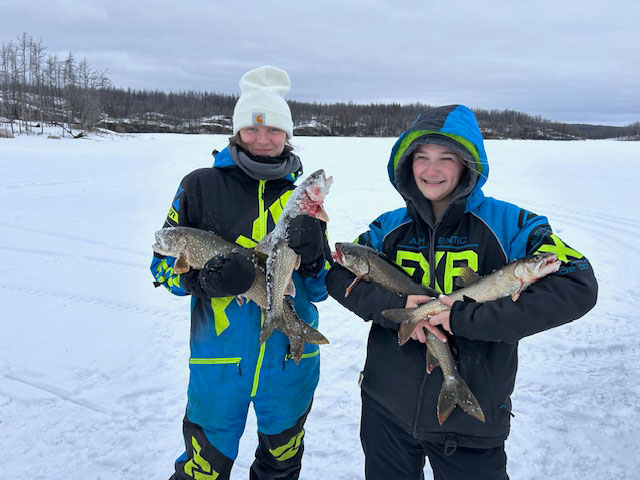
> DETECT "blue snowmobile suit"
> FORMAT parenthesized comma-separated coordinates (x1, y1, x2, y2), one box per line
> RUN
(326, 104, 598, 449)
(151, 146, 329, 462)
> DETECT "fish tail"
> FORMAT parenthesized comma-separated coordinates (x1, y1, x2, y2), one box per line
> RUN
(259, 312, 278, 344)
(437, 378, 485, 425)
(398, 322, 417, 346)
(382, 308, 413, 324)
(289, 338, 305, 365)
(301, 324, 330, 345)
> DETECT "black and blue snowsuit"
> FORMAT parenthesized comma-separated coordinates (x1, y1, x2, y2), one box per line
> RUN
(326, 105, 598, 479)
(151, 146, 330, 480)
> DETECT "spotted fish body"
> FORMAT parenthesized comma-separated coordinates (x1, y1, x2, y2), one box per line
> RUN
(256, 169, 333, 344)
(382, 253, 562, 346)
(152, 226, 328, 363)
(333, 240, 485, 425)
(261, 237, 301, 344)
(333, 242, 439, 298)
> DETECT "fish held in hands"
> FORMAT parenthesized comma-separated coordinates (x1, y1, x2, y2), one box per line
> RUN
(333, 240, 485, 424)
(382, 253, 562, 347)
(257, 169, 333, 344)
(152, 226, 328, 363)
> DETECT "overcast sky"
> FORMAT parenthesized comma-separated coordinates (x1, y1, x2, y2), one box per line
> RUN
(2, 0, 638, 125)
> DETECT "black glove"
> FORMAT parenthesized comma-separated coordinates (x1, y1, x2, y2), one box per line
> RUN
(181, 252, 255, 298)
(287, 215, 326, 277)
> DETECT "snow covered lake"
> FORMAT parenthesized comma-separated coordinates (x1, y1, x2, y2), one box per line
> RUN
(1, 133, 639, 479)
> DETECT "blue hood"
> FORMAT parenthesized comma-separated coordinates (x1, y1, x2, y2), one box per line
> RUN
(387, 105, 489, 214)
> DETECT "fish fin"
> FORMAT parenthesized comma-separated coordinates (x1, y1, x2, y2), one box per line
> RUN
(437, 381, 458, 425)
(316, 205, 330, 222)
(455, 378, 486, 423)
(289, 339, 305, 365)
(279, 299, 330, 362)
(285, 278, 296, 297)
(235, 295, 245, 307)
(252, 249, 268, 264)
(254, 235, 271, 256)
(174, 255, 190, 274)
(455, 267, 481, 288)
(398, 320, 419, 346)
(426, 346, 439, 374)
(259, 318, 277, 344)
(345, 277, 360, 297)
(422, 286, 440, 297)
(382, 308, 414, 324)
(299, 315, 330, 344)
(437, 377, 486, 425)
(294, 254, 301, 270)
(511, 280, 526, 301)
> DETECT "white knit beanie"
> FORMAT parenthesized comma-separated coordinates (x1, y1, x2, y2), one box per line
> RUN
(232, 65, 294, 138)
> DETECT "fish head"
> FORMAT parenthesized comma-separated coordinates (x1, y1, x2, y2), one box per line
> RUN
(514, 252, 561, 284)
(298, 169, 333, 222)
(333, 242, 371, 277)
(152, 227, 188, 257)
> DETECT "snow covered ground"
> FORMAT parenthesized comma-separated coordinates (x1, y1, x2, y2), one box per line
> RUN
(1, 132, 639, 479)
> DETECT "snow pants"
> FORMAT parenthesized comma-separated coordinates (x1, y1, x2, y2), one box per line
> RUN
(360, 398, 509, 480)
(171, 405, 311, 480)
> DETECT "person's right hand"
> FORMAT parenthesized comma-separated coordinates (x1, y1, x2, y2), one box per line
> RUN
(405, 295, 448, 343)
(182, 252, 256, 299)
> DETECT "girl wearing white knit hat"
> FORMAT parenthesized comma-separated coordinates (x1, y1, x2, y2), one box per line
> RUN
(152, 65, 331, 480)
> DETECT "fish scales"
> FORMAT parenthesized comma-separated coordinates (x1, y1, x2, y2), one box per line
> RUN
(383, 253, 562, 346)
(153, 226, 328, 363)
(256, 169, 332, 344)
(333, 241, 486, 424)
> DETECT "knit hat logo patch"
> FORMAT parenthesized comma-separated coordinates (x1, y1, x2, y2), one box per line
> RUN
(252, 113, 265, 126)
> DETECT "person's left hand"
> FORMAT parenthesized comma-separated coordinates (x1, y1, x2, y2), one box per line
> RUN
(428, 295, 455, 335)
(287, 214, 325, 276)
(407, 295, 448, 343)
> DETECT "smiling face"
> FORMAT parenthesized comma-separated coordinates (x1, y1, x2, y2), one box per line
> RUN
(238, 126, 287, 157)
(411, 143, 465, 220)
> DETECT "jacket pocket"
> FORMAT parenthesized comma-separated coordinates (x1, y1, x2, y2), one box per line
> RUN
(282, 348, 320, 369)
(190, 356, 243, 376)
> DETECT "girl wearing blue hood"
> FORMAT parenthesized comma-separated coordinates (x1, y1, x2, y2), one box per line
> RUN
(326, 105, 597, 479)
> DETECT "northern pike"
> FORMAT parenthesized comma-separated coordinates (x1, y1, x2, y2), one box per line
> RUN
(382, 253, 562, 347)
(256, 169, 333, 344)
(333, 241, 485, 425)
(152, 226, 329, 363)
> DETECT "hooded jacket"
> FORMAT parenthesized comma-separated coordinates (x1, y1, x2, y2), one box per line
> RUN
(326, 105, 598, 448)
(150, 146, 330, 459)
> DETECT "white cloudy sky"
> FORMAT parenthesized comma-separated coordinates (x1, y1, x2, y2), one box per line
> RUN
(2, 0, 639, 125)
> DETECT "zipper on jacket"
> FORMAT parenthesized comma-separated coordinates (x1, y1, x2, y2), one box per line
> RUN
(257, 180, 267, 240)
(189, 357, 243, 376)
(412, 224, 438, 436)
(428, 226, 437, 291)
(412, 371, 429, 437)
(251, 180, 268, 397)
(282, 349, 320, 369)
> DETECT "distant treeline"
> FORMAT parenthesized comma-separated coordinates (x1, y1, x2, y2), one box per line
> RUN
(2, 33, 639, 140)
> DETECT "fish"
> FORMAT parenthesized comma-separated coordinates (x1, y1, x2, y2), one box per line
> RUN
(333, 242, 439, 298)
(152, 226, 329, 363)
(256, 169, 333, 344)
(333, 241, 485, 425)
(382, 253, 562, 347)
